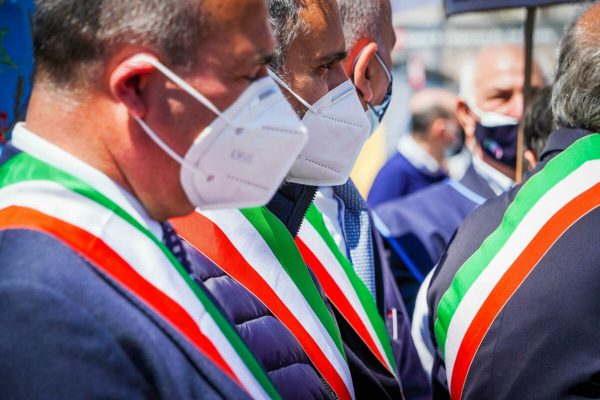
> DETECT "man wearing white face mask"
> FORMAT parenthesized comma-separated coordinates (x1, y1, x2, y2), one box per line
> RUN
(0, 0, 307, 399)
(375, 45, 545, 317)
(174, 0, 410, 398)
(293, 0, 432, 399)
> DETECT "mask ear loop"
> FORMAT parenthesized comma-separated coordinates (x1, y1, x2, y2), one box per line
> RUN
(134, 54, 243, 129)
(132, 115, 211, 181)
(374, 52, 392, 84)
(351, 49, 393, 120)
(130, 54, 240, 182)
(267, 69, 318, 114)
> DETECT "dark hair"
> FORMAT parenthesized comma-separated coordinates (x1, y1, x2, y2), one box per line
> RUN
(34, 0, 207, 88)
(524, 86, 554, 157)
(411, 106, 452, 136)
(552, 2, 600, 133)
(267, 0, 306, 73)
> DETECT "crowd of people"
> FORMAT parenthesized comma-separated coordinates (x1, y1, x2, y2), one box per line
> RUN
(0, 0, 598, 399)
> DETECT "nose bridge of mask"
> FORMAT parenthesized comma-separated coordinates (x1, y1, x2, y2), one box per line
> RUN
(133, 54, 240, 128)
(268, 68, 360, 118)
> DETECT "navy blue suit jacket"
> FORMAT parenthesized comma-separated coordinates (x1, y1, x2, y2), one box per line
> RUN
(428, 129, 600, 399)
(375, 164, 494, 315)
(368, 152, 446, 209)
(0, 228, 250, 399)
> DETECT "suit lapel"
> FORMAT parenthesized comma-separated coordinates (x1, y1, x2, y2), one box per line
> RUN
(460, 164, 496, 200)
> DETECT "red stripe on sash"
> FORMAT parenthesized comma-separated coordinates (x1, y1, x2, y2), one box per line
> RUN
(451, 183, 600, 400)
(0, 206, 240, 386)
(172, 213, 352, 400)
(295, 237, 393, 374)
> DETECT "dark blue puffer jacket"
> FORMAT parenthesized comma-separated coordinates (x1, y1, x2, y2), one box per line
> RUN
(183, 183, 422, 399)
(184, 184, 336, 400)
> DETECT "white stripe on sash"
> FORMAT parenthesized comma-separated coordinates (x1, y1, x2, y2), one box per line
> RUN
(445, 160, 600, 388)
(0, 181, 270, 400)
(298, 218, 393, 373)
(202, 209, 356, 398)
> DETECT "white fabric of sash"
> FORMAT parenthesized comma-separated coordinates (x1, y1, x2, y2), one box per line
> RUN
(444, 160, 600, 391)
(298, 219, 395, 374)
(0, 181, 270, 400)
(201, 209, 355, 399)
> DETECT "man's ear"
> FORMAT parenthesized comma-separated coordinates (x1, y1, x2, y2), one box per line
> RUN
(456, 97, 477, 143)
(352, 42, 378, 104)
(524, 149, 538, 171)
(109, 53, 158, 118)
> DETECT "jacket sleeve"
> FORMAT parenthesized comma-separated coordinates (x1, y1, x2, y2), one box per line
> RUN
(0, 280, 154, 400)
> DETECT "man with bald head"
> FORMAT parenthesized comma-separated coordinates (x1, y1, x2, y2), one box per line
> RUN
(368, 88, 459, 207)
(374, 45, 544, 315)
(427, 4, 600, 397)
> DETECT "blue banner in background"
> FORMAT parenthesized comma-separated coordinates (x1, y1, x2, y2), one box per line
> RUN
(445, 0, 577, 14)
(0, 0, 34, 148)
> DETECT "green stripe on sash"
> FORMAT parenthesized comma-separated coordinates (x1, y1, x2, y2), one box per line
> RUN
(434, 134, 600, 358)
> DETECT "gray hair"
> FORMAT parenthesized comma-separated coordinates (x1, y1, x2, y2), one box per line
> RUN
(34, 0, 206, 88)
(552, 4, 600, 133)
(267, 0, 307, 73)
(338, 0, 385, 51)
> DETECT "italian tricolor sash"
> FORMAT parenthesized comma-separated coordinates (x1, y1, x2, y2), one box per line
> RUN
(296, 204, 398, 377)
(0, 152, 280, 400)
(433, 134, 600, 400)
(172, 208, 356, 400)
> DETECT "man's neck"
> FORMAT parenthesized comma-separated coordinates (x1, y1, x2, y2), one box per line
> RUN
(25, 87, 133, 195)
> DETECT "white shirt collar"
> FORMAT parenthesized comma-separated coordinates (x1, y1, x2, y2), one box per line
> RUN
(11, 123, 163, 240)
(397, 134, 443, 176)
(471, 153, 514, 196)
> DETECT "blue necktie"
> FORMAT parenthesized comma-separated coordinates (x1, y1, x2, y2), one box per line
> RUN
(161, 222, 192, 273)
(334, 180, 376, 297)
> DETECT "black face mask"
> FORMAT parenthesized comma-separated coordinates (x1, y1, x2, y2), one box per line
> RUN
(474, 122, 519, 167)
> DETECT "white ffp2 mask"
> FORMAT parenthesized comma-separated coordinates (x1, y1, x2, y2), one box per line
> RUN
(132, 55, 308, 210)
(269, 70, 370, 186)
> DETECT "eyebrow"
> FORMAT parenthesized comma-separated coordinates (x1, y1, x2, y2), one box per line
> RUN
(317, 51, 348, 65)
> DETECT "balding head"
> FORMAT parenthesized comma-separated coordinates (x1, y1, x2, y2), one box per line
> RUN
(409, 88, 460, 163)
(410, 88, 457, 137)
(552, 1, 600, 133)
(410, 88, 456, 117)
